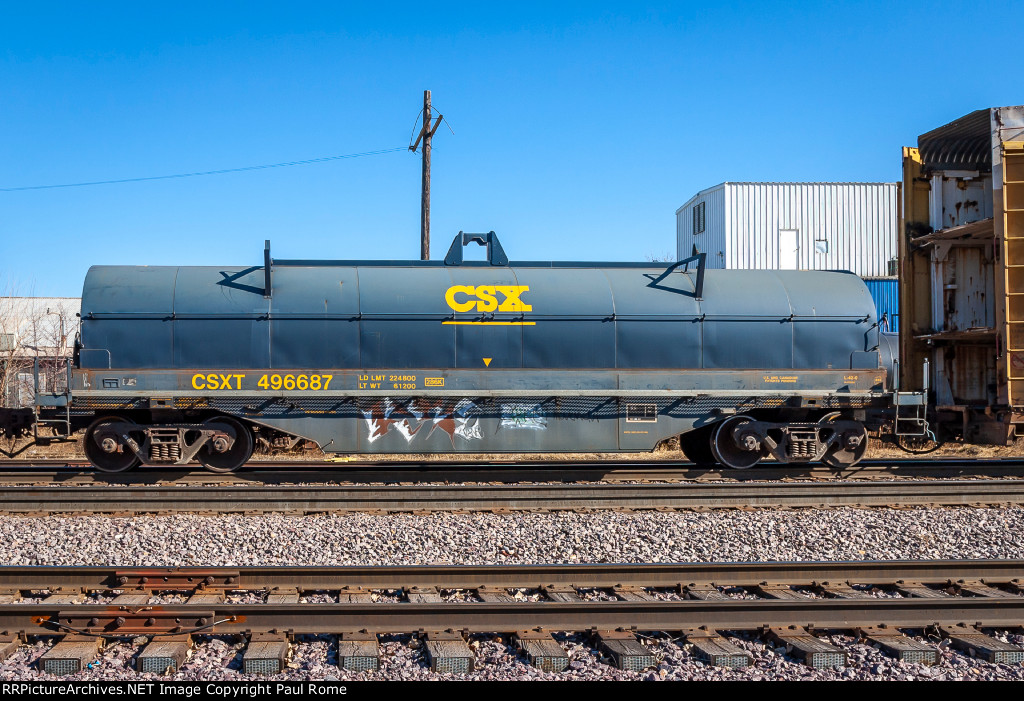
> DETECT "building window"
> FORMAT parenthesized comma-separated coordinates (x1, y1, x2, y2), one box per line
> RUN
(814, 239, 828, 254)
(693, 201, 705, 235)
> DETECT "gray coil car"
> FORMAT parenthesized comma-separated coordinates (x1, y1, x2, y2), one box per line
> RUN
(69, 233, 892, 472)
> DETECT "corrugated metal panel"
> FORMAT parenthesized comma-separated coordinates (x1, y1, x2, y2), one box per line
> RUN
(676, 184, 726, 266)
(676, 183, 897, 276)
(721, 182, 898, 276)
(863, 277, 899, 333)
(918, 108, 993, 172)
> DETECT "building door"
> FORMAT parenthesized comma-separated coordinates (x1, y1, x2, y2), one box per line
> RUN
(779, 229, 799, 269)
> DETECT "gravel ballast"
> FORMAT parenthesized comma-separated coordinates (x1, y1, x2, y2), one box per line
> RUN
(3, 630, 1024, 682)
(0, 506, 1021, 565)
(1, 505, 1023, 680)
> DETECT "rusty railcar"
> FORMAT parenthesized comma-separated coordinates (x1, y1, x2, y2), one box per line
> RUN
(46, 232, 896, 472)
(899, 107, 1024, 443)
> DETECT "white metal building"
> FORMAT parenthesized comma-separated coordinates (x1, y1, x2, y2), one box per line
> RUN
(675, 182, 898, 277)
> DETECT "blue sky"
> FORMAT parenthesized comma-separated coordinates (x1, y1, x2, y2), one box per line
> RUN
(0, 2, 1018, 296)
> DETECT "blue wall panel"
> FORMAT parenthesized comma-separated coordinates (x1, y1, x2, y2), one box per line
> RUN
(863, 278, 898, 333)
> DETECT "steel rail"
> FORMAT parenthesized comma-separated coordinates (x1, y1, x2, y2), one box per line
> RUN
(0, 560, 1021, 589)
(17, 598, 1024, 635)
(0, 458, 1022, 486)
(2, 479, 1024, 514)
(4, 561, 1024, 635)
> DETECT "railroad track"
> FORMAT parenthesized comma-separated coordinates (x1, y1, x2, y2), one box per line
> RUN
(5, 560, 1024, 674)
(0, 457, 1022, 486)
(1, 479, 1024, 514)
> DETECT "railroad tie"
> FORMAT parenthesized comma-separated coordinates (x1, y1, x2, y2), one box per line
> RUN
(186, 591, 225, 605)
(137, 634, 191, 674)
(596, 630, 656, 671)
(954, 581, 1009, 598)
(41, 589, 86, 605)
(337, 587, 373, 603)
(514, 630, 568, 671)
(39, 635, 102, 675)
(423, 631, 474, 674)
(243, 632, 290, 675)
(756, 584, 812, 600)
(266, 588, 300, 604)
(940, 625, 1024, 665)
(893, 582, 951, 598)
(476, 586, 517, 603)
(683, 584, 727, 600)
(407, 586, 443, 603)
(859, 627, 939, 665)
(337, 632, 380, 672)
(541, 585, 583, 603)
(0, 634, 18, 663)
(766, 627, 847, 669)
(816, 583, 873, 599)
(111, 590, 151, 606)
(613, 586, 656, 602)
(682, 628, 751, 669)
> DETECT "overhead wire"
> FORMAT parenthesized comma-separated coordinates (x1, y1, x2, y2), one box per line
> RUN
(0, 146, 409, 192)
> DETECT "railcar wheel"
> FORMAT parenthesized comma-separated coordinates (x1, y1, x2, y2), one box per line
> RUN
(710, 415, 766, 470)
(82, 416, 142, 473)
(196, 417, 253, 473)
(819, 415, 869, 467)
(679, 426, 716, 465)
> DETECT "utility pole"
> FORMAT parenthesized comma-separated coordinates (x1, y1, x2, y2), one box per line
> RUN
(410, 90, 443, 260)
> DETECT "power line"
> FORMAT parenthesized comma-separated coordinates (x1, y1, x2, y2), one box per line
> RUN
(0, 146, 409, 192)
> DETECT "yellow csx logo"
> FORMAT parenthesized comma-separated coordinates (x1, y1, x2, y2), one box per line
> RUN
(444, 285, 532, 313)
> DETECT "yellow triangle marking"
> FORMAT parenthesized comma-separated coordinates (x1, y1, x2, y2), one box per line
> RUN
(483, 358, 492, 367)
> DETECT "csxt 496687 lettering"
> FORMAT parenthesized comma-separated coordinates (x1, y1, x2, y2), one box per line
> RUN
(18, 232, 927, 472)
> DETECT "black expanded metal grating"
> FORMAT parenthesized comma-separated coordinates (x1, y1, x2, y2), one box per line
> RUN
(42, 658, 80, 675)
(899, 650, 938, 665)
(992, 650, 1024, 665)
(807, 651, 847, 669)
(430, 656, 472, 674)
(338, 656, 379, 672)
(528, 654, 568, 672)
(78, 392, 870, 417)
(243, 658, 282, 675)
(616, 652, 657, 672)
(138, 656, 178, 674)
(699, 652, 750, 669)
